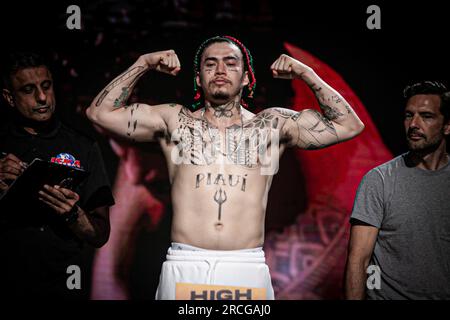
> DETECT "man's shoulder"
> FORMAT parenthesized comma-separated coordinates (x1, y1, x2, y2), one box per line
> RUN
(252, 107, 310, 125)
(254, 107, 295, 117)
(243, 107, 303, 131)
(244, 107, 294, 123)
(365, 154, 406, 181)
(166, 104, 203, 121)
(177, 104, 198, 116)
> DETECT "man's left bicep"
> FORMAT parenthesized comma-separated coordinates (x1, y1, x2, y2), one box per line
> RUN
(283, 109, 340, 149)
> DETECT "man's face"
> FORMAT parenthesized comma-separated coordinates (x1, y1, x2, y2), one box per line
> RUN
(404, 94, 450, 151)
(2, 66, 56, 122)
(196, 42, 249, 105)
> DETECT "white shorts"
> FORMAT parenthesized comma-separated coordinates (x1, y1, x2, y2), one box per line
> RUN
(155, 242, 275, 300)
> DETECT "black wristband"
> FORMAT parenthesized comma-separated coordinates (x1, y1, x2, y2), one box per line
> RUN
(63, 204, 80, 224)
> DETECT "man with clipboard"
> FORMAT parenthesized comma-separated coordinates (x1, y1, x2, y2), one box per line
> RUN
(0, 52, 114, 299)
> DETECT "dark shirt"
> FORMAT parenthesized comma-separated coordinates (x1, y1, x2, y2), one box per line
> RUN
(0, 118, 114, 299)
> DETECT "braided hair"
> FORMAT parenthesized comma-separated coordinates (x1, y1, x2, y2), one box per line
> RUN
(192, 35, 256, 110)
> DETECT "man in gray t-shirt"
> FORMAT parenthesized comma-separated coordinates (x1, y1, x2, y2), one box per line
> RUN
(344, 81, 450, 300)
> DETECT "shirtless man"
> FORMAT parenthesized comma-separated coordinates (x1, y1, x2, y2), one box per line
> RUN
(86, 36, 364, 300)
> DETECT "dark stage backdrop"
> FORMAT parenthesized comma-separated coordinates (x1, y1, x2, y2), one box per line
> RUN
(0, 0, 448, 299)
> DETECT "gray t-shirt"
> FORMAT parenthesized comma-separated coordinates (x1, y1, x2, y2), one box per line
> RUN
(351, 153, 450, 299)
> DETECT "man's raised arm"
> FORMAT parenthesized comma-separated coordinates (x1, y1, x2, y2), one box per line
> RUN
(270, 54, 365, 149)
(86, 50, 181, 142)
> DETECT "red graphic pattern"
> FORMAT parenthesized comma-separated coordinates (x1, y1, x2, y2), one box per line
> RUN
(264, 42, 392, 299)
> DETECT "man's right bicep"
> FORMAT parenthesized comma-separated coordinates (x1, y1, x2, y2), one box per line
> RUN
(93, 103, 168, 142)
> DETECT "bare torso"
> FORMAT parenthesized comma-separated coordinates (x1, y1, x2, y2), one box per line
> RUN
(86, 49, 364, 250)
(159, 106, 288, 250)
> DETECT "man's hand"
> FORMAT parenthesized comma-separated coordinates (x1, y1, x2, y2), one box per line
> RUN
(38, 184, 80, 216)
(140, 50, 181, 76)
(0, 153, 27, 192)
(270, 54, 312, 79)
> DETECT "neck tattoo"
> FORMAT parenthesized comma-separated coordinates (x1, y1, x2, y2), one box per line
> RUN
(213, 102, 235, 118)
(201, 106, 245, 158)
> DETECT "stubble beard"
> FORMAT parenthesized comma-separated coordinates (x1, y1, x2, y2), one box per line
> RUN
(407, 133, 443, 154)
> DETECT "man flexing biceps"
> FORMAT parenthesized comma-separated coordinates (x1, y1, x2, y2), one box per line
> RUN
(86, 36, 364, 300)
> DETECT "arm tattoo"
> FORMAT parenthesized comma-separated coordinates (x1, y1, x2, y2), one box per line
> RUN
(345, 104, 352, 114)
(320, 103, 344, 121)
(314, 91, 344, 121)
(306, 110, 337, 135)
(309, 82, 322, 92)
(270, 108, 338, 149)
(114, 87, 130, 108)
(126, 103, 140, 140)
(272, 108, 301, 121)
(95, 66, 146, 107)
(244, 111, 279, 130)
(295, 110, 338, 150)
(331, 95, 342, 103)
(304, 80, 345, 121)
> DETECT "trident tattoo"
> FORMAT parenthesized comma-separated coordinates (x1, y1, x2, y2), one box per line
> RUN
(214, 188, 227, 221)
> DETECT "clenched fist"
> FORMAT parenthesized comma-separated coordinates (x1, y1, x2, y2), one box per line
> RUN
(270, 54, 312, 79)
(140, 50, 181, 76)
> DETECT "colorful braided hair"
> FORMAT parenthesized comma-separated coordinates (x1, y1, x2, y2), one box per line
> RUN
(191, 35, 256, 110)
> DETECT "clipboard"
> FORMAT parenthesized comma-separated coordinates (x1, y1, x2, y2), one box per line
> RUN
(0, 158, 89, 209)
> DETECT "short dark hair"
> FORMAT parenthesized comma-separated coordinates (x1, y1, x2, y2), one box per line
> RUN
(403, 81, 450, 122)
(1, 52, 48, 90)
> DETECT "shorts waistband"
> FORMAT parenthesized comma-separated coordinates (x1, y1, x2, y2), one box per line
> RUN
(167, 242, 265, 262)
